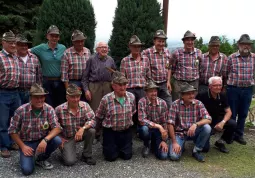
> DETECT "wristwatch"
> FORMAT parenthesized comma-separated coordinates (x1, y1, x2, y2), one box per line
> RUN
(43, 138, 49, 143)
(82, 126, 86, 130)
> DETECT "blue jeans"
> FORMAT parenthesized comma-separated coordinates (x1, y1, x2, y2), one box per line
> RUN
(19, 136, 61, 176)
(43, 77, 66, 108)
(227, 85, 252, 138)
(0, 89, 21, 151)
(138, 126, 168, 160)
(19, 91, 30, 105)
(169, 124, 211, 160)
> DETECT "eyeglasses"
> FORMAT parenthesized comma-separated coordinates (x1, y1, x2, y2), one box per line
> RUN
(211, 84, 222, 87)
(97, 46, 108, 49)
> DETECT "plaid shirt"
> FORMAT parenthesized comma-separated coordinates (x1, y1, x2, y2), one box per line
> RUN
(96, 91, 136, 131)
(0, 50, 20, 88)
(8, 103, 61, 141)
(142, 46, 171, 83)
(225, 51, 255, 87)
(61, 47, 91, 82)
(55, 101, 96, 138)
(199, 52, 228, 85)
(138, 97, 168, 127)
(171, 48, 202, 81)
(168, 99, 211, 137)
(120, 54, 151, 88)
(18, 52, 42, 89)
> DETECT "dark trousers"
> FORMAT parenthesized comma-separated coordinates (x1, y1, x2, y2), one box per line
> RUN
(157, 82, 172, 107)
(203, 118, 237, 151)
(127, 88, 145, 125)
(103, 127, 132, 161)
(43, 77, 66, 108)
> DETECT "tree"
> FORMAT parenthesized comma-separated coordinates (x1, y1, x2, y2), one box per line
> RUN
(219, 36, 235, 56)
(35, 0, 96, 52)
(194, 37, 208, 53)
(109, 0, 164, 67)
(0, 0, 42, 41)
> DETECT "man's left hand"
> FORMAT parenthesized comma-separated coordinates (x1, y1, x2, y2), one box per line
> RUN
(159, 141, 168, 153)
(214, 121, 224, 131)
(187, 124, 197, 137)
(160, 129, 168, 141)
(167, 81, 172, 93)
(36, 139, 47, 153)
(75, 128, 84, 142)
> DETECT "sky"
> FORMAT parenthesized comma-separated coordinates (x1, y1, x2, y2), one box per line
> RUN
(91, 0, 255, 47)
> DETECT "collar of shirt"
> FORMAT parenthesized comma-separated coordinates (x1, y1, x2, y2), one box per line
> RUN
(2, 49, 14, 58)
(183, 48, 196, 54)
(112, 92, 129, 103)
(28, 103, 46, 112)
(70, 46, 88, 55)
(47, 43, 59, 50)
(236, 50, 253, 58)
(146, 96, 160, 106)
(208, 89, 220, 100)
(129, 53, 143, 61)
(204, 52, 222, 60)
(180, 99, 195, 105)
(62, 101, 85, 111)
(152, 46, 166, 54)
(96, 53, 108, 61)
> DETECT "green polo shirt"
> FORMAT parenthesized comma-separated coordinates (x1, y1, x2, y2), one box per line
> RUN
(31, 43, 66, 77)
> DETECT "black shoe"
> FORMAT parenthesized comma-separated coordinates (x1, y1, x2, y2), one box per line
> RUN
(234, 137, 247, 145)
(82, 157, 96, 165)
(214, 141, 229, 153)
(142, 147, 150, 158)
(192, 152, 205, 162)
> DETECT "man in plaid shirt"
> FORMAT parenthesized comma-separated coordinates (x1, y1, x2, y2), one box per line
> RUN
(61, 30, 90, 101)
(168, 82, 211, 162)
(138, 81, 168, 159)
(16, 34, 42, 104)
(224, 34, 255, 145)
(0, 31, 21, 158)
(171, 30, 202, 101)
(96, 71, 136, 161)
(199, 36, 228, 93)
(142, 30, 172, 107)
(8, 84, 62, 176)
(120, 35, 151, 125)
(55, 84, 96, 166)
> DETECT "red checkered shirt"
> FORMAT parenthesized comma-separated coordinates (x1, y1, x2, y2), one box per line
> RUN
(199, 52, 228, 85)
(138, 97, 168, 127)
(55, 101, 96, 138)
(225, 51, 255, 87)
(96, 91, 136, 131)
(0, 50, 20, 88)
(142, 46, 171, 83)
(120, 54, 151, 88)
(171, 48, 202, 81)
(61, 47, 91, 82)
(8, 103, 61, 141)
(168, 99, 211, 137)
(18, 52, 42, 89)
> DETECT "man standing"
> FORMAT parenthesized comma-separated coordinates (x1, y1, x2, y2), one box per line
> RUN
(171, 30, 202, 101)
(55, 84, 96, 166)
(120, 35, 151, 124)
(81, 42, 116, 143)
(96, 71, 136, 161)
(16, 34, 42, 104)
(8, 83, 62, 176)
(61, 30, 90, 101)
(142, 30, 172, 107)
(138, 81, 168, 159)
(224, 34, 255, 145)
(196, 76, 236, 153)
(199, 36, 228, 93)
(168, 82, 211, 162)
(0, 31, 20, 158)
(31, 25, 66, 108)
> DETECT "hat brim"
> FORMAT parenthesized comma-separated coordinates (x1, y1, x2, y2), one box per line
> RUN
(129, 42, 144, 46)
(48, 31, 60, 35)
(238, 41, 253, 44)
(145, 86, 159, 91)
(181, 88, 197, 93)
(72, 36, 87, 41)
(154, 35, 168, 39)
(2, 38, 16, 42)
(66, 91, 82, 95)
(182, 37, 196, 41)
(17, 41, 32, 44)
(30, 92, 49, 96)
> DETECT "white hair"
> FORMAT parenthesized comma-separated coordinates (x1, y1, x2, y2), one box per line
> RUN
(208, 76, 222, 85)
(95, 41, 108, 48)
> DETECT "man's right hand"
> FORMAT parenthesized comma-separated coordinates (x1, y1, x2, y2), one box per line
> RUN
(172, 142, 181, 154)
(21, 145, 34, 156)
(85, 90, 92, 101)
(60, 137, 68, 149)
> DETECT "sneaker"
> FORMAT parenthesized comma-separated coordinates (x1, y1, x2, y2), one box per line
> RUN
(142, 146, 150, 158)
(234, 137, 247, 145)
(35, 160, 54, 170)
(192, 152, 205, 162)
(214, 141, 229, 153)
(82, 157, 96, 165)
(1, 150, 10, 158)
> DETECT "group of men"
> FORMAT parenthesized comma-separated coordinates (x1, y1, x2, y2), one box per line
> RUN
(0, 24, 254, 176)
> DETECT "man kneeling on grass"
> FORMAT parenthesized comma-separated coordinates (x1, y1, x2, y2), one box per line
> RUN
(167, 82, 212, 162)
(8, 83, 62, 176)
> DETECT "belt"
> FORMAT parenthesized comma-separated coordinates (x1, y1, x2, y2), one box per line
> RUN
(43, 77, 61, 81)
(0, 88, 18, 91)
